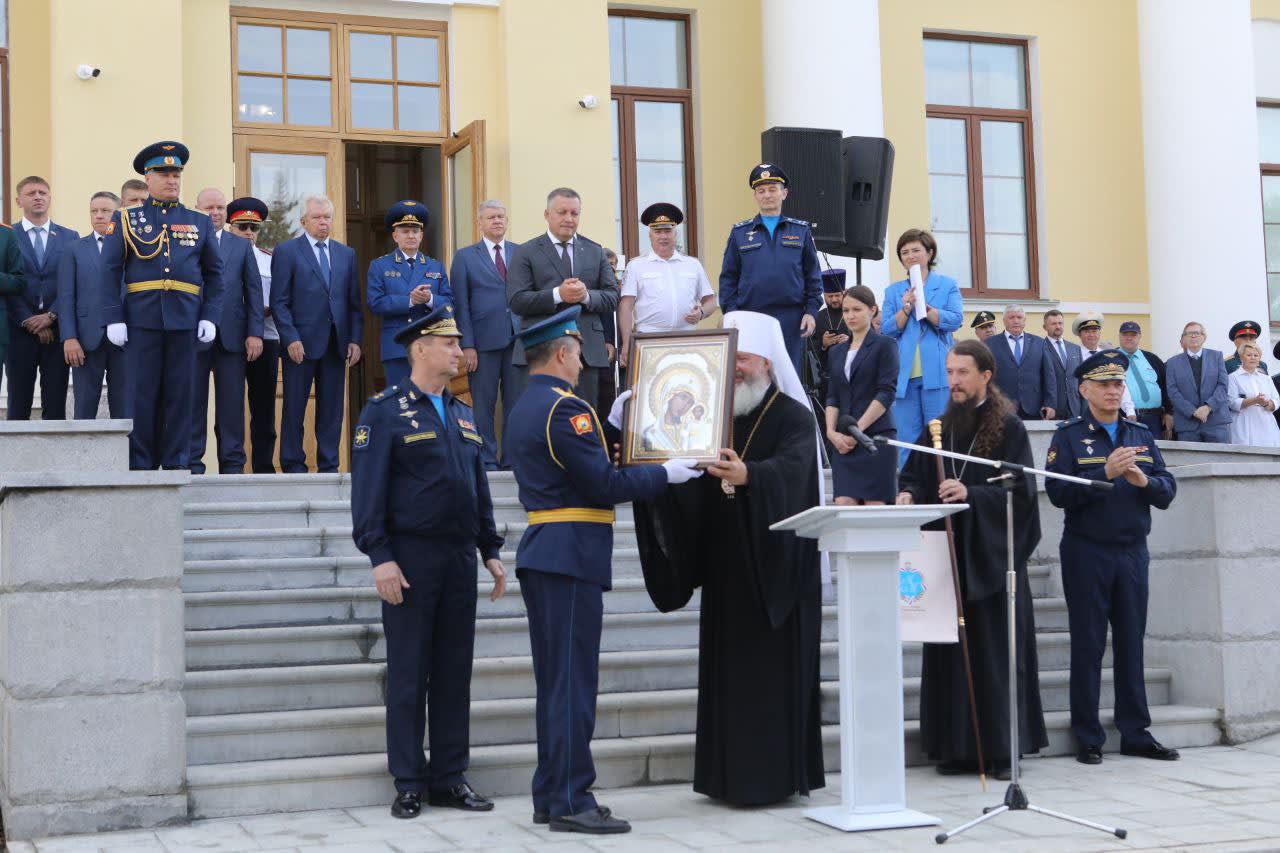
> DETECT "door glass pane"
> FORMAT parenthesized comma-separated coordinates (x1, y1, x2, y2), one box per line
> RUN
(351, 82, 394, 128)
(450, 143, 475, 255)
(238, 24, 281, 74)
(929, 175, 970, 231)
(286, 28, 329, 76)
(983, 177, 1027, 233)
(926, 117, 967, 174)
(927, 116, 970, 287)
(980, 121, 1025, 177)
(971, 42, 1025, 109)
(1259, 107, 1280, 164)
(1263, 174, 1280, 220)
(287, 78, 330, 126)
(924, 38, 970, 106)
(933, 231, 971, 291)
(609, 17, 625, 85)
(1269, 273, 1280, 324)
(397, 85, 440, 132)
(238, 75, 283, 123)
(632, 102, 688, 252)
(986, 233, 1030, 290)
(635, 161, 686, 253)
(249, 152, 327, 250)
(612, 99, 624, 255)
(350, 32, 393, 78)
(620, 17, 687, 88)
(1266, 223, 1280, 273)
(396, 36, 439, 83)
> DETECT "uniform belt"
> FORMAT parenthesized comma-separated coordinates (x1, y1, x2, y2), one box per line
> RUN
(526, 508, 615, 525)
(126, 279, 202, 296)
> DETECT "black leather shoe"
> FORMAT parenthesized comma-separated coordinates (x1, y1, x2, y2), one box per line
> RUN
(992, 760, 1013, 781)
(549, 806, 630, 834)
(427, 782, 494, 811)
(1122, 740, 1180, 761)
(935, 760, 973, 775)
(536, 806, 608, 825)
(390, 791, 423, 819)
(1077, 745, 1103, 765)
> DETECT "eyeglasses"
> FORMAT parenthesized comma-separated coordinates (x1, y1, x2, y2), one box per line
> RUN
(232, 222, 261, 233)
(1237, 333, 1259, 340)
(1183, 331, 1205, 338)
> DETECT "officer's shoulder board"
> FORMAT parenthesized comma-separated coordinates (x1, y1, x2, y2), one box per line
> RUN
(732, 218, 754, 228)
(1055, 416, 1084, 431)
(1127, 418, 1152, 432)
(785, 216, 810, 227)
(370, 384, 399, 403)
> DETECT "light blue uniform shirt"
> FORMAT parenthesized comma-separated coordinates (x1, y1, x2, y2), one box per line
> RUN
(1124, 349, 1161, 410)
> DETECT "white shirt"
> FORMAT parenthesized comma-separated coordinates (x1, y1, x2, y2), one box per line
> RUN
(619, 249, 713, 333)
(94, 233, 105, 254)
(21, 218, 50, 307)
(844, 344, 862, 379)
(482, 235, 507, 262)
(254, 246, 278, 340)
(309, 236, 331, 273)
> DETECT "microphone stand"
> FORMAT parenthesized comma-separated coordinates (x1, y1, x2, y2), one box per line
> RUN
(871, 433, 1127, 844)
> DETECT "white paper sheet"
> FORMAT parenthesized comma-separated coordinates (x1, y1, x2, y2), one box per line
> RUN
(909, 264, 927, 322)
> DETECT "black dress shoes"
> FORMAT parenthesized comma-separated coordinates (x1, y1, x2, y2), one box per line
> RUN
(1077, 745, 1103, 765)
(549, 806, 631, 834)
(535, 806, 609, 825)
(427, 782, 494, 811)
(1122, 740, 1180, 761)
(992, 760, 1014, 781)
(391, 791, 423, 819)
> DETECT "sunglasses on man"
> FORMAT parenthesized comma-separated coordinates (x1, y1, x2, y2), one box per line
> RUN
(232, 222, 261, 233)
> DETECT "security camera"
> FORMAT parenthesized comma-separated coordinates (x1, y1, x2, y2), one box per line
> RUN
(578, 95, 599, 109)
(76, 64, 101, 80)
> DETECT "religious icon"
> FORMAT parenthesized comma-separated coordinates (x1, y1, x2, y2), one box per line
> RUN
(621, 329, 737, 467)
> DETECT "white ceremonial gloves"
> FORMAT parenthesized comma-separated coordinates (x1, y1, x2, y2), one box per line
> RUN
(197, 320, 216, 343)
(607, 389, 633, 429)
(661, 457, 703, 484)
(106, 323, 128, 347)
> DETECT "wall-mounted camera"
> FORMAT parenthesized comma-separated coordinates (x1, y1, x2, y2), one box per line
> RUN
(578, 95, 599, 109)
(76, 64, 102, 80)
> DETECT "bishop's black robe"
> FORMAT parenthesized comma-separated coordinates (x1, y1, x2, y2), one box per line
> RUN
(897, 410, 1049, 764)
(632, 386, 825, 805)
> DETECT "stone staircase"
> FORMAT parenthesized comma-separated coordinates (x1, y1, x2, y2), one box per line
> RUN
(179, 473, 1221, 819)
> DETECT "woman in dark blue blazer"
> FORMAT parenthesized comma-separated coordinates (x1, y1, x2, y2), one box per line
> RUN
(825, 285, 899, 504)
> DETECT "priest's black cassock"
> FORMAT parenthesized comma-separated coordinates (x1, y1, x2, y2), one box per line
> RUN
(632, 385, 825, 805)
(897, 407, 1049, 765)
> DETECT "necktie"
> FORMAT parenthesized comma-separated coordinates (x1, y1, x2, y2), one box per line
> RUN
(1128, 353, 1151, 401)
(1055, 338, 1066, 367)
(560, 241, 573, 275)
(1013, 335, 1023, 364)
(494, 243, 507, 281)
(316, 241, 331, 284)
(31, 226, 45, 267)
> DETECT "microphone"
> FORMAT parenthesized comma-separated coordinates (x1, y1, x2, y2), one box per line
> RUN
(836, 414, 879, 454)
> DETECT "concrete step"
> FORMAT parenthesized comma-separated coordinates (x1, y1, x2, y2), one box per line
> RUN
(185, 704, 1221, 819)
(184, 474, 351, 504)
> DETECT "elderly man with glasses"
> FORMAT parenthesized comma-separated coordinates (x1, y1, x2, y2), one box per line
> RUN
(1165, 321, 1232, 443)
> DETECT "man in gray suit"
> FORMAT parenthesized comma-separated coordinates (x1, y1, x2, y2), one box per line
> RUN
(1165, 320, 1231, 442)
(1043, 308, 1082, 418)
(507, 187, 618, 411)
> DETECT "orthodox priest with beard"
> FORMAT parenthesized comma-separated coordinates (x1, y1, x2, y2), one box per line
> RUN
(616, 310, 825, 806)
(896, 339, 1048, 779)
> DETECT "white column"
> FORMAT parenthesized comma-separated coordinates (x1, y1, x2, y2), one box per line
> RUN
(761, 0, 890, 292)
(1139, 0, 1270, 357)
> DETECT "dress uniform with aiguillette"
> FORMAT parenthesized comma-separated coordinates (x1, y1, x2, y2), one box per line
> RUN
(350, 304, 502, 815)
(1045, 351, 1178, 764)
(101, 141, 224, 469)
(504, 306, 670, 832)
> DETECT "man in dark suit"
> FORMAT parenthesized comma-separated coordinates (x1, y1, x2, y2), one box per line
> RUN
(988, 305, 1056, 420)
(58, 191, 127, 419)
(270, 194, 363, 473)
(452, 199, 521, 470)
(9, 175, 77, 420)
(1043, 308, 1083, 419)
(1165, 321, 1231, 443)
(190, 188, 265, 474)
(1117, 321, 1171, 437)
(507, 187, 618, 412)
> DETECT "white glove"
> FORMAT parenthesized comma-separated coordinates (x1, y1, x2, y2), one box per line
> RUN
(197, 320, 216, 343)
(661, 457, 703, 485)
(106, 323, 128, 347)
(607, 389, 633, 429)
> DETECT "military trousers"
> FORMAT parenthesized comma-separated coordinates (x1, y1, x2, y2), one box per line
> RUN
(126, 327, 195, 470)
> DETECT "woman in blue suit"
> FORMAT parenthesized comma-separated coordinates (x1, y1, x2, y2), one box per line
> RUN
(367, 200, 451, 389)
(880, 228, 963, 465)
(825, 285, 899, 504)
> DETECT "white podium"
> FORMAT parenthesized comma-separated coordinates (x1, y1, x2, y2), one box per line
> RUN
(773, 504, 967, 833)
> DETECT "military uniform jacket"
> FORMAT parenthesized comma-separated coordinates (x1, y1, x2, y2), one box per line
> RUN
(350, 379, 503, 568)
(366, 250, 452, 362)
(101, 197, 225, 331)
(718, 214, 821, 316)
(1044, 414, 1176, 546)
(505, 373, 668, 588)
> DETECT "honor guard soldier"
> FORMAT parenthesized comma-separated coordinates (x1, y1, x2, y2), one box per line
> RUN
(1225, 320, 1267, 374)
(350, 302, 506, 820)
(367, 200, 452, 389)
(101, 141, 224, 469)
(504, 306, 701, 834)
(1045, 350, 1179, 766)
(971, 310, 997, 341)
(718, 164, 821, 376)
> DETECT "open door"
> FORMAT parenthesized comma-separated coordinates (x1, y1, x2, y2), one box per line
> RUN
(442, 120, 486, 402)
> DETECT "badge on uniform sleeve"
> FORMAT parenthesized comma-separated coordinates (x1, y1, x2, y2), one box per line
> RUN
(354, 425, 371, 448)
(570, 413, 593, 436)
(1047, 447, 1057, 465)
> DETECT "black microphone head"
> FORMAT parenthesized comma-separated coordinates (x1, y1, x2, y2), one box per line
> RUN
(836, 414, 857, 433)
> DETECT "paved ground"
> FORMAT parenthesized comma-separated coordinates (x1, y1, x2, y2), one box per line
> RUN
(11, 735, 1280, 852)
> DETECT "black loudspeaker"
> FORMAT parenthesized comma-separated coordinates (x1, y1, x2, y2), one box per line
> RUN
(829, 136, 895, 261)
(760, 126, 844, 245)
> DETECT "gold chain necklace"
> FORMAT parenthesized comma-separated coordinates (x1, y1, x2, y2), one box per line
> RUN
(722, 388, 780, 497)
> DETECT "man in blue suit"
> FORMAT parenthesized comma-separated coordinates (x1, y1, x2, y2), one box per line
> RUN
(1164, 320, 1231, 443)
(1043, 308, 1083, 419)
(451, 199, 522, 470)
(57, 190, 127, 419)
(270, 194, 363, 473)
(190, 189, 265, 474)
(367, 200, 450, 390)
(10, 175, 77, 420)
(988, 305, 1057, 421)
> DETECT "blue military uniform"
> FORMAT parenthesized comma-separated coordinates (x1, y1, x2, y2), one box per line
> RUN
(101, 141, 224, 469)
(367, 200, 452, 390)
(505, 307, 668, 822)
(350, 304, 502, 804)
(1045, 351, 1177, 757)
(718, 164, 821, 375)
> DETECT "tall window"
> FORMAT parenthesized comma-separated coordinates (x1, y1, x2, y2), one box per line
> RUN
(924, 35, 1038, 296)
(609, 12, 696, 261)
(1259, 103, 1280, 325)
(0, 0, 8, 222)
